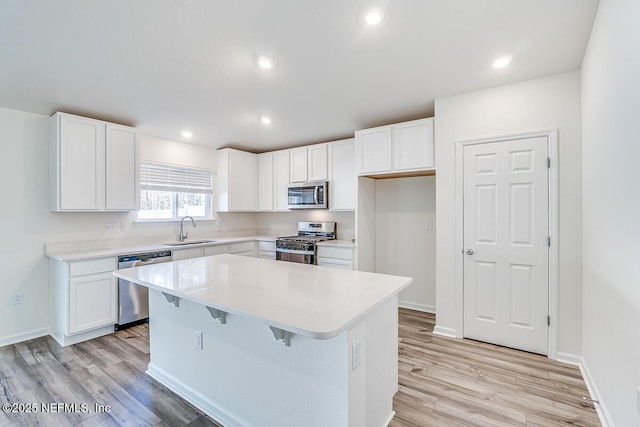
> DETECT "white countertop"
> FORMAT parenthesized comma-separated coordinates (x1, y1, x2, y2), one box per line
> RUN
(46, 235, 279, 262)
(113, 254, 410, 340)
(317, 239, 356, 248)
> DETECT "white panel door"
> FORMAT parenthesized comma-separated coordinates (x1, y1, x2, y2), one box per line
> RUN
(105, 124, 138, 210)
(463, 136, 549, 354)
(60, 115, 105, 210)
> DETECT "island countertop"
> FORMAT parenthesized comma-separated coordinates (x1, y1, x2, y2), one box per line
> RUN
(113, 254, 411, 340)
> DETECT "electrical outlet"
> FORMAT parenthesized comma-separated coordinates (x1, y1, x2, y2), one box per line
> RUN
(194, 331, 203, 350)
(352, 342, 361, 370)
(105, 222, 117, 232)
(426, 221, 433, 230)
(11, 292, 24, 305)
(120, 222, 128, 232)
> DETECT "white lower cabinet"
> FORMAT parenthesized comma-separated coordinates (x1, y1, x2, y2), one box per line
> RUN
(258, 240, 276, 259)
(172, 247, 204, 260)
(230, 241, 256, 257)
(204, 245, 229, 256)
(317, 245, 355, 270)
(50, 256, 118, 346)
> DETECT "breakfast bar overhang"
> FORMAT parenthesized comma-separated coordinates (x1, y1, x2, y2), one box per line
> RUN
(113, 254, 411, 427)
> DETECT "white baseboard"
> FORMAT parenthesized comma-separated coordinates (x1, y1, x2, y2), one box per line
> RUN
(0, 327, 49, 347)
(555, 352, 583, 366)
(382, 410, 396, 427)
(147, 363, 252, 427)
(577, 357, 614, 427)
(398, 301, 435, 313)
(433, 325, 457, 338)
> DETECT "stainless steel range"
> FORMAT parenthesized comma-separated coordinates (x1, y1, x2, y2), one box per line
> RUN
(276, 221, 336, 264)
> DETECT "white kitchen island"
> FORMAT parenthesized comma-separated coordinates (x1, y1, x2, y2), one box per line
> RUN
(113, 254, 411, 427)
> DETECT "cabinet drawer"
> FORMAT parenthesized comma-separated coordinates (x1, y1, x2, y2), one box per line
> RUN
(172, 247, 204, 260)
(69, 257, 116, 277)
(259, 251, 276, 260)
(317, 258, 353, 270)
(258, 241, 276, 251)
(317, 246, 353, 261)
(229, 241, 255, 253)
(204, 245, 229, 256)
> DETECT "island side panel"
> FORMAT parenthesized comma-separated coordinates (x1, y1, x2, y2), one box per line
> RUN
(146, 289, 350, 427)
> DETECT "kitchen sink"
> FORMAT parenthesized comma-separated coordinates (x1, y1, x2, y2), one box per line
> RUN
(162, 240, 218, 246)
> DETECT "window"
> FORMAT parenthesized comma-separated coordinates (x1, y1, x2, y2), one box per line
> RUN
(138, 162, 213, 220)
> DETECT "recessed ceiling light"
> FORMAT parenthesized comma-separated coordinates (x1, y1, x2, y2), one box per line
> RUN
(492, 56, 511, 69)
(365, 11, 383, 26)
(181, 130, 193, 138)
(260, 116, 272, 125)
(256, 56, 274, 70)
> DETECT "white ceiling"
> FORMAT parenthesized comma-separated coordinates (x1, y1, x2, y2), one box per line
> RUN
(0, 0, 598, 152)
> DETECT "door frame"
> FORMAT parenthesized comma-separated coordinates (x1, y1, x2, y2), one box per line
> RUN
(454, 130, 559, 358)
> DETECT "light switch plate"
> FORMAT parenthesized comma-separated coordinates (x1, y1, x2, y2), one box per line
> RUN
(352, 342, 361, 370)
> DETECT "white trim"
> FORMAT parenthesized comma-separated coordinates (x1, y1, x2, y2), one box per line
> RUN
(382, 410, 396, 427)
(555, 351, 583, 366)
(398, 301, 435, 313)
(454, 130, 559, 356)
(50, 325, 115, 347)
(575, 358, 613, 427)
(147, 363, 252, 427)
(0, 327, 49, 347)
(433, 325, 457, 338)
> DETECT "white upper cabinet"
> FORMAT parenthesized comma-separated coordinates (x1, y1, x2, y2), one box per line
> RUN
(289, 143, 328, 183)
(289, 147, 308, 183)
(328, 138, 356, 210)
(273, 150, 290, 211)
(105, 124, 139, 210)
(355, 118, 434, 176)
(393, 119, 434, 171)
(216, 148, 257, 212)
(49, 112, 138, 211)
(355, 126, 392, 174)
(307, 143, 328, 181)
(257, 152, 274, 211)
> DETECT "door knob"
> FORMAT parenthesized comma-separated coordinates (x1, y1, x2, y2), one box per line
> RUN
(465, 249, 475, 255)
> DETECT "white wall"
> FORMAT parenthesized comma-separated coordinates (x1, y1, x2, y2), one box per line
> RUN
(258, 211, 355, 241)
(581, 0, 640, 425)
(434, 71, 583, 357)
(0, 107, 257, 345)
(375, 177, 436, 312)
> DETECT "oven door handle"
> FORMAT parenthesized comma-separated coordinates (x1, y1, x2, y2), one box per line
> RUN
(276, 247, 315, 255)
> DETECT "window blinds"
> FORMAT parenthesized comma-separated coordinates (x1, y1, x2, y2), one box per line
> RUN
(140, 162, 213, 194)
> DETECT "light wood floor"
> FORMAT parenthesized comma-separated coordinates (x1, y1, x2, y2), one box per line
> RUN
(0, 310, 600, 426)
(391, 308, 601, 427)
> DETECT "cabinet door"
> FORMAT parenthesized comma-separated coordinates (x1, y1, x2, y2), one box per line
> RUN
(59, 115, 106, 210)
(273, 150, 290, 210)
(106, 124, 138, 210)
(328, 139, 356, 210)
(307, 144, 328, 181)
(69, 273, 117, 334)
(257, 152, 274, 211)
(355, 126, 392, 175)
(204, 245, 229, 256)
(392, 119, 434, 171)
(289, 147, 308, 183)
(229, 149, 258, 211)
(172, 247, 204, 260)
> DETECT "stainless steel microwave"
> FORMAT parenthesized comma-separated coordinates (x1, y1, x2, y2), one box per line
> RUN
(287, 181, 328, 209)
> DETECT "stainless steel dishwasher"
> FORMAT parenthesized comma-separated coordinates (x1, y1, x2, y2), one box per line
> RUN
(116, 250, 172, 329)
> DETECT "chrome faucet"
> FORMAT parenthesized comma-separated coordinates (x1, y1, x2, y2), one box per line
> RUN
(178, 216, 196, 242)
